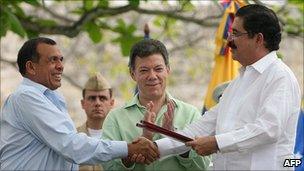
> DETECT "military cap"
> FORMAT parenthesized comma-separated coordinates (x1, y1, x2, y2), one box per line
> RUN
(84, 72, 111, 91)
(212, 81, 230, 103)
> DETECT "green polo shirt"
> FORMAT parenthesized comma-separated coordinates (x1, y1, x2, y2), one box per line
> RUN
(101, 93, 210, 170)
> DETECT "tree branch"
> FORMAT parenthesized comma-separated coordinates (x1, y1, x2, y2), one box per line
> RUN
(169, 33, 206, 53)
(133, 7, 220, 27)
(19, 5, 134, 37)
(17, 2, 302, 38)
(19, 4, 222, 37)
(39, 5, 75, 24)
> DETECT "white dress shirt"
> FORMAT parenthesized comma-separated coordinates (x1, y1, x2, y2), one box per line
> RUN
(155, 51, 301, 170)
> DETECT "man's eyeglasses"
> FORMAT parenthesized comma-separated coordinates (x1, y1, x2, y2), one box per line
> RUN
(227, 32, 248, 40)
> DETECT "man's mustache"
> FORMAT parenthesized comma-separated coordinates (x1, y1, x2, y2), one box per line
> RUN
(227, 40, 237, 49)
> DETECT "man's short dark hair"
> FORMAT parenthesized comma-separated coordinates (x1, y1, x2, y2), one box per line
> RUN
(17, 37, 57, 76)
(128, 39, 169, 71)
(236, 4, 281, 51)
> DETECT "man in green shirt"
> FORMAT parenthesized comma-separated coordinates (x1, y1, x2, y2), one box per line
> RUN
(101, 39, 210, 170)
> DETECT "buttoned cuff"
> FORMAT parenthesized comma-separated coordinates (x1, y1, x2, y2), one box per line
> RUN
(110, 141, 128, 158)
(155, 138, 190, 159)
(215, 132, 237, 153)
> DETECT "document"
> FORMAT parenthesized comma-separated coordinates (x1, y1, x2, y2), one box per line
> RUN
(136, 120, 193, 142)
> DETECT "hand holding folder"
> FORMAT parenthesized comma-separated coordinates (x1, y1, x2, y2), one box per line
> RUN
(136, 120, 193, 142)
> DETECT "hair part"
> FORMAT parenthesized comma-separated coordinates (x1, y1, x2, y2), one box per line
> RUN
(17, 37, 57, 76)
(236, 4, 281, 51)
(128, 39, 169, 71)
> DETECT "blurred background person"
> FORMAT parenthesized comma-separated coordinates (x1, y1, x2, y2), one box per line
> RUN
(77, 72, 114, 171)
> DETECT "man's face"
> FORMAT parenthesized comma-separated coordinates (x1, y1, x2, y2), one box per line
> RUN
(81, 90, 114, 120)
(228, 17, 256, 66)
(131, 53, 170, 100)
(31, 43, 64, 90)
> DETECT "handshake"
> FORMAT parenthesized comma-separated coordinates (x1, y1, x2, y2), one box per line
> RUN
(126, 137, 159, 166)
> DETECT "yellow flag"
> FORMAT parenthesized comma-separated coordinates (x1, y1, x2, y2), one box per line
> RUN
(203, 0, 246, 111)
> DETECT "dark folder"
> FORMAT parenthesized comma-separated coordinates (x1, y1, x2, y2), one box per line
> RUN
(136, 120, 193, 142)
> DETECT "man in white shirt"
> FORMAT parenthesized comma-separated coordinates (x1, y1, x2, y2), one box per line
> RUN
(77, 72, 114, 171)
(155, 4, 301, 170)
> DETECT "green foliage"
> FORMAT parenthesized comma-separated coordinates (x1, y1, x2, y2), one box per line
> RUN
(84, 22, 103, 43)
(112, 19, 142, 56)
(179, 0, 195, 11)
(83, 0, 94, 11)
(97, 0, 109, 8)
(23, 0, 40, 6)
(288, 0, 304, 13)
(277, 52, 283, 59)
(153, 16, 179, 38)
(25, 30, 39, 39)
(35, 19, 57, 27)
(0, 5, 26, 37)
(128, 0, 140, 7)
(0, 0, 303, 56)
(0, 7, 10, 37)
(275, 2, 304, 36)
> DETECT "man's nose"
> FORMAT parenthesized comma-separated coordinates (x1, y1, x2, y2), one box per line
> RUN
(56, 61, 64, 71)
(148, 70, 157, 79)
(94, 97, 102, 105)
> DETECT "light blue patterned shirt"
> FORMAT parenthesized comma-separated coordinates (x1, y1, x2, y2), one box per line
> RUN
(0, 78, 128, 170)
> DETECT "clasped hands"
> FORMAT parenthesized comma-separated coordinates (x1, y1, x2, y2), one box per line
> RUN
(126, 137, 159, 166)
(124, 100, 175, 166)
(126, 100, 219, 166)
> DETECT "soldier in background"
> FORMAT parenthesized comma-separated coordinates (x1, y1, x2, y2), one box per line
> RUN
(77, 72, 114, 171)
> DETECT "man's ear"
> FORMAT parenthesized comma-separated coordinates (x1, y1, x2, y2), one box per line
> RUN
(256, 33, 264, 46)
(81, 99, 85, 109)
(166, 65, 171, 74)
(25, 61, 36, 75)
(130, 69, 136, 81)
(110, 99, 114, 108)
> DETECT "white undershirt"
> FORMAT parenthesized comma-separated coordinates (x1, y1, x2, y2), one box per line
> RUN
(88, 128, 103, 139)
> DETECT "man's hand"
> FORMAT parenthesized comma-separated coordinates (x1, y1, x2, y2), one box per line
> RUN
(142, 101, 156, 140)
(162, 100, 175, 131)
(122, 154, 145, 167)
(185, 136, 219, 156)
(126, 137, 159, 166)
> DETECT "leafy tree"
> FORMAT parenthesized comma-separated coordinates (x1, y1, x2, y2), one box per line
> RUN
(1, 0, 302, 55)
(1, 0, 303, 95)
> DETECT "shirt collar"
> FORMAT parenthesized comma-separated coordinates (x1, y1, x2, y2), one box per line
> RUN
(238, 51, 278, 75)
(22, 77, 48, 93)
(251, 51, 277, 74)
(124, 92, 178, 109)
(21, 77, 61, 97)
